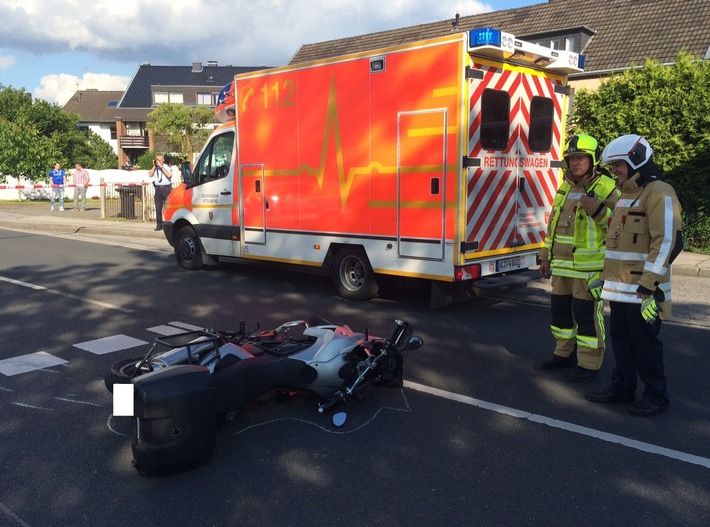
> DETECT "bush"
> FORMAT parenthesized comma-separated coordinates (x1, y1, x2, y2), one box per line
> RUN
(571, 53, 710, 252)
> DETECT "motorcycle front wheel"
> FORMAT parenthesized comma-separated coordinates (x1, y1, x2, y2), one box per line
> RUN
(104, 357, 144, 393)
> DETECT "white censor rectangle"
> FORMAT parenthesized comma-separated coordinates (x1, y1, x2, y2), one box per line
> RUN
(113, 383, 134, 416)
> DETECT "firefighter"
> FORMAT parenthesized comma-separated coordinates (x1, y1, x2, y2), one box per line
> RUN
(538, 134, 620, 382)
(586, 135, 683, 416)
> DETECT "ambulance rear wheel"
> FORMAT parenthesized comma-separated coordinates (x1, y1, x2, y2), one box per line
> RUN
(332, 247, 378, 300)
(175, 226, 203, 270)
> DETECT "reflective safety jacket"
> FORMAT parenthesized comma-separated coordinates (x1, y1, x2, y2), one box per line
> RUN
(539, 170, 619, 278)
(601, 173, 682, 317)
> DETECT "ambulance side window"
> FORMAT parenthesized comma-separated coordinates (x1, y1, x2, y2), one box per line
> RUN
(191, 131, 235, 187)
(480, 89, 510, 150)
(528, 96, 553, 152)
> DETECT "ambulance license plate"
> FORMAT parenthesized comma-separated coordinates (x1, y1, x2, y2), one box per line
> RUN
(496, 256, 521, 272)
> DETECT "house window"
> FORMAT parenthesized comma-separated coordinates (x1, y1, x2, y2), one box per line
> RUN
(154, 91, 184, 104)
(110, 126, 117, 140)
(197, 92, 218, 106)
(125, 122, 144, 136)
(565, 37, 575, 51)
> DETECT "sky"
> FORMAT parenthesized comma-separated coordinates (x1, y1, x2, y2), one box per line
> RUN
(0, 0, 540, 106)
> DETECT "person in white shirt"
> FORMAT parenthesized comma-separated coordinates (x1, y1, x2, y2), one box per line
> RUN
(149, 154, 173, 231)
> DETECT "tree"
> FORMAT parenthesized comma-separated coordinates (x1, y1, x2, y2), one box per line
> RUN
(70, 129, 118, 170)
(0, 114, 60, 181)
(0, 84, 119, 182)
(147, 103, 216, 161)
(570, 53, 710, 251)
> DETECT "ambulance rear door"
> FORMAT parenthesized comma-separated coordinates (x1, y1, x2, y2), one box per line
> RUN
(464, 59, 565, 273)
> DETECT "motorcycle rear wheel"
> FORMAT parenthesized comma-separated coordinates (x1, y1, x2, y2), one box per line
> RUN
(104, 357, 144, 393)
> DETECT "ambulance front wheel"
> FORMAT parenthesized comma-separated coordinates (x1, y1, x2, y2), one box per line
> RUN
(332, 247, 378, 301)
(175, 226, 204, 270)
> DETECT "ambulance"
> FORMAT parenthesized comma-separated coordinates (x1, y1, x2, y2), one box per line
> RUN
(163, 28, 585, 306)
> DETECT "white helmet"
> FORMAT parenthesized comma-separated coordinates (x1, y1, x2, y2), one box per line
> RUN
(601, 134, 653, 170)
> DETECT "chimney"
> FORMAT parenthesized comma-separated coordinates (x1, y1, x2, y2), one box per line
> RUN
(191, 61, 203, 73)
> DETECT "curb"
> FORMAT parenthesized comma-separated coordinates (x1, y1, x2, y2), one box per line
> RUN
(2, 221, 165, 239)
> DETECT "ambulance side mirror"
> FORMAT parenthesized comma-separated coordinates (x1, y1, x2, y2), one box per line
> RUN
(181, 161, 194, 185)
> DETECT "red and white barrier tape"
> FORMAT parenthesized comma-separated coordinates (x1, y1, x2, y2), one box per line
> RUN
(0, 182, 150, 190)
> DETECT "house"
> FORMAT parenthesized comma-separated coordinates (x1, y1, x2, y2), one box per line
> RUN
(113, 61, 266, 168)
(290, 0, 710, 92)
(62, 89, 124, 156)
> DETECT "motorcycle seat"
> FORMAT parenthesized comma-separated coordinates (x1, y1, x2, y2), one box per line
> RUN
(254, 336, 317, 356)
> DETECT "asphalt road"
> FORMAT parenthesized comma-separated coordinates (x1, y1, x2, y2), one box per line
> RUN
(1, 228, 709, 527)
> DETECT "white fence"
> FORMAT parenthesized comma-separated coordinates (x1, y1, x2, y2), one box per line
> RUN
(0, 168, 180, 221)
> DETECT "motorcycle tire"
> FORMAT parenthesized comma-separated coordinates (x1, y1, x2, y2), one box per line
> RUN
(104, 357, 144, 393)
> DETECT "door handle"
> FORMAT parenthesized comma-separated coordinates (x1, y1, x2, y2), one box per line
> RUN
(220, 190, 232, 196)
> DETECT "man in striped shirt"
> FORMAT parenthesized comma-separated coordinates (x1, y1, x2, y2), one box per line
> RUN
(72, 162, 91, 211)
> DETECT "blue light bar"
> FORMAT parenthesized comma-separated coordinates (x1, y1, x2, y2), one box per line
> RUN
(578, 54, 587, 69)
(469, 28, 502, 48)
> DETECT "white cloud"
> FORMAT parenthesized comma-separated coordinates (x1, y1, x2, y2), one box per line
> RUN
(0, 54, 16, 69)
(36, 73, 130, 106)
(1, 0, 491, 63)
(0, 0, 495, 102)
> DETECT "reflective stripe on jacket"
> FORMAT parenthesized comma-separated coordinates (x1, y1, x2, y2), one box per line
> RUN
(601, 173, 682, 313)
(539, 171, 619, 278)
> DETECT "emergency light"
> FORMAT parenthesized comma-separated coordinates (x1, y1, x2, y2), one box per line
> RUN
(468, 27, 586, 73)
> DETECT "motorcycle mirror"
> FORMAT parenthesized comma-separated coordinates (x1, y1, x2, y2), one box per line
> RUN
(407, 336, 424, 351)
(332, 412, 347, 427)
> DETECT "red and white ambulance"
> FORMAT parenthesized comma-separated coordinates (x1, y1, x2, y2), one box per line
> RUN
(163, 28, 585, 306)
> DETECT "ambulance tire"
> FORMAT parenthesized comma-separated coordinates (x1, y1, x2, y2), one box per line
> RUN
(175, 226, 204, 270)
(332, 247, 378, 301)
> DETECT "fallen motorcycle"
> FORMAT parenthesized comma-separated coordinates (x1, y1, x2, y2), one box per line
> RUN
(105, 317, 422, 476)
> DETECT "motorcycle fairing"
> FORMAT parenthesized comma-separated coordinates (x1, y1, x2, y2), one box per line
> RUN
(211, 356, 317, 414)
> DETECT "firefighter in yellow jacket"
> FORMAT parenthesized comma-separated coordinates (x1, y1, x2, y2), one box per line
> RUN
(586, 135, 682, 416)
(539, 134, 620, 382)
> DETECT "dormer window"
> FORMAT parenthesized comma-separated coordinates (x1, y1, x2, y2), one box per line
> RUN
(153, 91, 184, 105)
(521, 26, 596, 56)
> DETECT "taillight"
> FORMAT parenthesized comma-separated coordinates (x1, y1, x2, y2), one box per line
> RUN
(455, 264, 481, 281)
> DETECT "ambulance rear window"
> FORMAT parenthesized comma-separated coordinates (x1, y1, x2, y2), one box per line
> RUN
(528, 96, 554, 152)
(480, 89, 510, 150)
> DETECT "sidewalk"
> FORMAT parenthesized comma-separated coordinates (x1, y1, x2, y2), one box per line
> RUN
(0, 201, 708, 278)
(0, 201, 164, 240)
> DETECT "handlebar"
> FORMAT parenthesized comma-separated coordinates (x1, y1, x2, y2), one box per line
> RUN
(318, 393, 344, 413)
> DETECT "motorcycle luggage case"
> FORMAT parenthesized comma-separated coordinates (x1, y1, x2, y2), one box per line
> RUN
(131, 365, 216, 477)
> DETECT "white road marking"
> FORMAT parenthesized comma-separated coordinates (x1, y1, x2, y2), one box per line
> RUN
(168, 321, 206, 331)
(11, 402, 53, 411)
(0, 352, 68, 376)
(0, 502, 32, 527)
(0, 274, 134, 313)
(147, 324, 190, 335)
(148, 321, 206, 335)
(404, 380, 710, 470)
(45, 289, 134, 313)
(0, 275, 45, 289)
(73, 334, 147, 355)
(54, 397, 104, 408)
